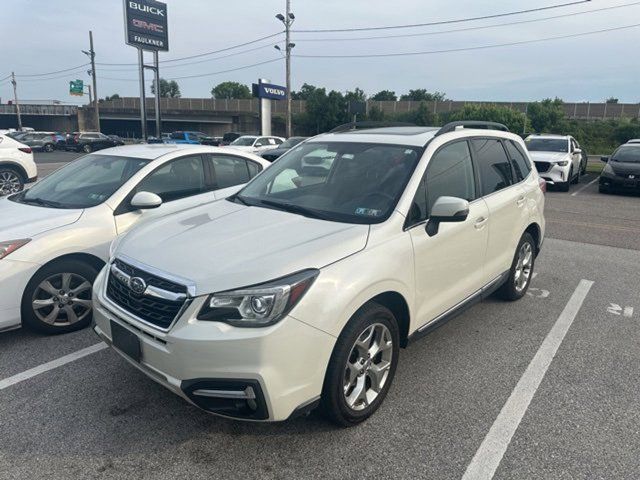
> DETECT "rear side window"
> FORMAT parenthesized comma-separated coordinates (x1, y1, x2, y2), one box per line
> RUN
(471, 139, 514, 196)
(505, 140, 532, 182)
(210, 155, 251, 189)
(247, 161, 263, 178)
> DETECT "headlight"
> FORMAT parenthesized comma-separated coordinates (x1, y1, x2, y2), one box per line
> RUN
(0, 239, 31, 260)
(601, 164, 615, 177)
(557, 161, 569, 167)
(197, 269, 319, 327)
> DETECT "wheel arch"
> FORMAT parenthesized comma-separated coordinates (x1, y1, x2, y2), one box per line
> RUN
(352, 291, 411, 348)
(524, 222, 542, 256)
(0, 161, 27, 180)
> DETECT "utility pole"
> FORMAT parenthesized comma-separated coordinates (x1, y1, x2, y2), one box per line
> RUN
(88, 31, 100, 131)
(10, 72, 22, 131)
(276, 2, 295, 137)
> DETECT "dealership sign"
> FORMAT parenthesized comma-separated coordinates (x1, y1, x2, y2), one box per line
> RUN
(124, 0, 169, 51)
(253, 83, 287, 101)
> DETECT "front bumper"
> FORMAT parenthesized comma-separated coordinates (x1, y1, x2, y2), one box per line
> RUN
(536, 163, 570, 185)
(92, 267, 336, 421)
(599, 174, 640, 192)
(0, 258, 40, 331)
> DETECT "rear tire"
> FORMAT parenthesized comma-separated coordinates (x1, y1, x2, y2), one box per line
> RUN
(571, 166, 580, 184)
(83, 144, 92, 153)
(320, 302, 400, 427)
(0, 167, 25, 196)
(43, 143, 54, 152)
(496, 232, 536, 301)
(21, 259, 99, 334)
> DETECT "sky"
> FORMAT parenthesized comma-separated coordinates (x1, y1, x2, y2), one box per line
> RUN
(1, 0, 639, 105)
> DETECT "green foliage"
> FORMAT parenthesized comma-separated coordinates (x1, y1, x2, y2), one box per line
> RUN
(526, 98, 564, 133)
(367, 106, 386, 121)
(448, 104, 526, 133)
(292, 84, 350, 134)
(151, 78, 181, 98)
(344, 88, 366, 103)
(371, 90, 397, 101)
(400, 89, 446, 102)
(606, 97, 619, 104)
(211, 81, 251, 99)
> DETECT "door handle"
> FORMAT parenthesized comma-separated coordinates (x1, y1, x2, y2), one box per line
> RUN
(516, 196, 525, 207)
(474, 217, 488, 230)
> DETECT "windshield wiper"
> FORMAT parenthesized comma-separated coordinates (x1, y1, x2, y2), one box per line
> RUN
(21, 197, 66, 208)
(229, 193, 251, 206)
(257, 199, 329, 220)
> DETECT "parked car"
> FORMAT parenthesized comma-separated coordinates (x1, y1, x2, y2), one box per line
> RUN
(0, 144, 270, 334)
(0, 134, 37, 196)
(260, 136, 308, 162)
(52, 132, 67, 150)
(220, 132, 244, 146)
(201, 136, 223, 147)
(599, 143, 640, 194)
(524, 134, 583, 191)
(94, 122, 545, 425)
(66, 132, 121, 153)
(19, 132, 58, 152)
(625, 139, 640, 144)
(168, 131, 213, 145)
(107, 135, 125, 146)
(226, 135, 284, 154)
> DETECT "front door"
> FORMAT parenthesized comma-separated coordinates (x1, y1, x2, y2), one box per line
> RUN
(408, 140, 489, 327)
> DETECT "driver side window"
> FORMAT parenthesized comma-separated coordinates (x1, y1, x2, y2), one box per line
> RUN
(408, 141, 476, 225)
(136, 155, 205, 202)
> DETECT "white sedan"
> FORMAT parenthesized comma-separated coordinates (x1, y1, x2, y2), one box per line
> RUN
(0, 134, 38, 196)
(225, 135, 284, 154)
(0, 144, 269, 334)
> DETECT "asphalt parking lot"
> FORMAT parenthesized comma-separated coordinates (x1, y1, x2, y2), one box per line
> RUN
(2, 153, 639, 479)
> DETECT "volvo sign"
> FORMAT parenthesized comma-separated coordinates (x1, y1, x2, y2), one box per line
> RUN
(253, 82, 287, 101)
(124, 0, 169, 51)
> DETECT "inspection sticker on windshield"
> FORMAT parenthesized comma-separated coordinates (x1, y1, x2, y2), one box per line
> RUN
(355, 207, 382, 217)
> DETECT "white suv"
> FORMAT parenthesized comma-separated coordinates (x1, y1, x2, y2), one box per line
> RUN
(0, 134, 38, 196)
(525, 134, 584, 191)
(94, 122, 546, 426)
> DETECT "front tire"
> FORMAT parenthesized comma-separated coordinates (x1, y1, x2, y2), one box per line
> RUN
(0, 167, 25, 196)
(571, 166, 580, 184)
(21, 259, 99, 334)
(320, 303, 400, 427)
(496, 232, 536, 301)
(43, 143, 54, 152)
(83, 144, 92, 153)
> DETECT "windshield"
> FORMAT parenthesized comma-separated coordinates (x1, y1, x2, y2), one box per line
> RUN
(231, 137, 257, 146)
(611, 146, 640, 163)
(281, 137, 306, 149)
(525, 138, 569, 153)
(12, 154, 149, 209)
(234, 142, 422, 224)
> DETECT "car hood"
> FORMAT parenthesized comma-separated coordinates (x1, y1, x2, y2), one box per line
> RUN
(528, 151, 570, 163)
(0, 197, 83, 239)
(116, 200, 370, 295)
(608, 161, 640, 175)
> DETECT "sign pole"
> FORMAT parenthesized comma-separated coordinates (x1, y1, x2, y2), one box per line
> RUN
(259, 78, 272, 136)
(138, 48, 147, 141)
(89, 31, 100, 131)
(153, 50, 161, 138)
(10, 72, 22, 131)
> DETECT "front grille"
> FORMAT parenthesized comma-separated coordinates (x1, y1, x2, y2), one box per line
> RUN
(106, 260, 187, 329)
(534, 161, 551, 173)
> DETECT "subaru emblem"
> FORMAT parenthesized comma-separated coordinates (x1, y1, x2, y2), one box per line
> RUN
(129, 277, 147, 295)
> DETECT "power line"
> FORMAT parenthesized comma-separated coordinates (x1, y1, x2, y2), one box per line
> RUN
(96, 31, 284, 66)
(293, 23, 640, 58)
(293, 0, 592, 33)
(15, 63, 90, 78)
(294, 1, 640, 42)
(17, 69, 90, 82)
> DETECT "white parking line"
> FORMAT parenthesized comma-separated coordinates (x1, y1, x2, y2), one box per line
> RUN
(570, 177, 599, 197)
(461, 279, 594, 480)
(0, 343, 107, 391)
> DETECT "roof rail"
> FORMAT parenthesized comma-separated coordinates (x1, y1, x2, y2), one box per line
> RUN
(435, 121, 509, 136)
(328, 121, 416, 133)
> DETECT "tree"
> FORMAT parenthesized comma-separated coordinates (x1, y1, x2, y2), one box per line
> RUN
(151, 78, 181, 98)
(606, 97, 619, 104)
(344, 88, 366, 103)
(291, 84, 348, 134)
(400, 89, 446, 102)
(211, 81, 251, 99)
(527, 98, 565, 133)
(450, 104, 527, 133)
(371, 90, 397, 101)
(101, 93, 120, 103)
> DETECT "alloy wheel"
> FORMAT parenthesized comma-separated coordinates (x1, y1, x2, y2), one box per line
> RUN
(31, 273, 93, 326)
(343, 323, 393, 411)
(0, 171, 22, 195)
(514, 242, 533, 293)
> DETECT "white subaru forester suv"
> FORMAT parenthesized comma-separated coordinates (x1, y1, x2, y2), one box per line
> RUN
(94, 121, 546, 426)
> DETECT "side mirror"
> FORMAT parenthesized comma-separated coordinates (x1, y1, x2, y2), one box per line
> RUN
(425, 196, 470, 237)
(601, 156, 609, 163)
(573, 148, 582, 155)
(130, 191, 162, 210)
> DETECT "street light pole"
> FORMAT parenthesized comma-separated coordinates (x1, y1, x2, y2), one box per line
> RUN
(10, 72, 22, 131)
(277, 2, 295, 138)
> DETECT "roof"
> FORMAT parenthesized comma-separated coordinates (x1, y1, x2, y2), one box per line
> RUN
(313, 127, 440, 146)
(94, 143, 211, 160)
(526, 134, 570, 139)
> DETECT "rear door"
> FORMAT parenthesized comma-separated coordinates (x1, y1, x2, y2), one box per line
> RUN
(206, 153, 264, 199)
(408, 140, 490, 326)
(470, 138, 528, 281)
(114, 154, 214, 234)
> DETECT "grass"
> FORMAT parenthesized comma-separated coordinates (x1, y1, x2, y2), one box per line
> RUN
(586, 162, 604, 174)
